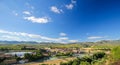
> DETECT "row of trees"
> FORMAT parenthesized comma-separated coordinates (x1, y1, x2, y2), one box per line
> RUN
(60, 52, 106, 65)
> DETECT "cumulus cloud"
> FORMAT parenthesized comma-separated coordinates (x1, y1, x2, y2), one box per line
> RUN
(60, 32, 67, 36)
(23, 11, 31, 15)
(88, 36, 104, 40)
(24, 16, 50, 24)
(66, 4, 74, 9)
(65, 0, 76, 10)
(22, 10, 50, 24)
(0, 29, 79, 43)
(50, 6, 63, 14)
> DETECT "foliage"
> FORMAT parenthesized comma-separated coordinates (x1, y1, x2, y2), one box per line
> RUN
(91, 52, 105, 60)
(111, 46, 120, 60)
(80, 61, 90, 65)
(60, 52, 106, 65)
(24, 50, 44, 61)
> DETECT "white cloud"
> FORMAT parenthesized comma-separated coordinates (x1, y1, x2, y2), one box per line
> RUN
(59, 37, 68, 40)
(60, 32, 67, 36)
(65, 0, 76, 10)
(0, 30, 38, 38)
(0, 29, 79, 43)
(88, 36, 104, 40)
(69, 40, 79, 43)
(24, 16, 50, 24)
(66, 4, 74, 9)
(50, 6, 63, 14)
(1, 35, 21, 41)
(23, 11, 31, 15)
(0, 29, 59, 42)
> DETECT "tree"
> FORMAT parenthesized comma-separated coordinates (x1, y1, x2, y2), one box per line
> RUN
(92, 52, 105, 60)
(24, 53, 33, 61)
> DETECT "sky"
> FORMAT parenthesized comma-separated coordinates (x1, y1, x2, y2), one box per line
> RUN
(0, 0, 120, 43)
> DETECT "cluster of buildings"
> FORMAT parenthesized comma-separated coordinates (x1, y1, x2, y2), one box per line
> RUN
(44, 47, 86, 55)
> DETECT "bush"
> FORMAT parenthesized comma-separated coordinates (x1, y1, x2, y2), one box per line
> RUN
(72, 60, 79, 65)
(92, 52, 105, 60)
(80, 56, 92, 63)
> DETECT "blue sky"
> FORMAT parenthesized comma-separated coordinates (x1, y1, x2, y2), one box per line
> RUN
(0, 0, 120, 43)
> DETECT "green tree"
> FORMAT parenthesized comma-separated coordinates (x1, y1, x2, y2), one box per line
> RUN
(72, 60, 79, 65)
(24, 53, 33, 61)
(92, 52, 105, 60)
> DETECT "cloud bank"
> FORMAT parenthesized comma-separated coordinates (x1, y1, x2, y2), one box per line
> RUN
(0, 29, 79, 43)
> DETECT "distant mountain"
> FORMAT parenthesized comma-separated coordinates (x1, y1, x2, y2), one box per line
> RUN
(0, 39, 120, 44)
(0, 41, 66, 44)
(0, 41, 38, 44)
